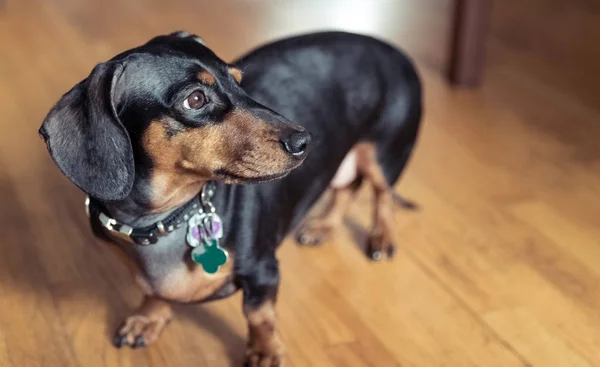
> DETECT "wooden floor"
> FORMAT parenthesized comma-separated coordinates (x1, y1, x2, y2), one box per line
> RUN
(1, 0, 600, 366)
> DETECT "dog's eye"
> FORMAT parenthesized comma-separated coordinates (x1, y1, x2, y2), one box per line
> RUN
(183, 91, 206, 110)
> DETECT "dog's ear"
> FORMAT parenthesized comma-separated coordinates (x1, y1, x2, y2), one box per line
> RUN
(39, 62, 135, 201)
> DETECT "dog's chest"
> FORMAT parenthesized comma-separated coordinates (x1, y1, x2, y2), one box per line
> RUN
(112, 226, 235, 303)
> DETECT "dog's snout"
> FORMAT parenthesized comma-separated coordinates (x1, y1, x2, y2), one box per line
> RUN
(281, 131, 311, 157)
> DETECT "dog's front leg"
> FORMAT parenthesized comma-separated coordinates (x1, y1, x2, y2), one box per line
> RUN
(101, 242, 174, 349)
(113, 295, 173, 348)
(240, 258, 284, 366)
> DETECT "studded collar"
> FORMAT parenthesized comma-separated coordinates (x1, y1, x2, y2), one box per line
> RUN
(86, 182, 216, 246)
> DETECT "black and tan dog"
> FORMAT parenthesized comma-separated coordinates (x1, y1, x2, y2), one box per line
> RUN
(39, 31, 421, 366)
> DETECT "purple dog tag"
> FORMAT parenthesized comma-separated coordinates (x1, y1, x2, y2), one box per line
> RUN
(202, 214, 223, 240)
(186, 212, 206, 248)
(186, 213, 224, 249)
(191, 226, 200, 239)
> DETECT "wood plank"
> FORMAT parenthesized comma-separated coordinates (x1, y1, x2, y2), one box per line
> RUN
(281, 235, 527, 366)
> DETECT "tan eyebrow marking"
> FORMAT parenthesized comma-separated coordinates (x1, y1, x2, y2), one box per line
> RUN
(228, 67, 243, 84)
(198, 70, 216, 86)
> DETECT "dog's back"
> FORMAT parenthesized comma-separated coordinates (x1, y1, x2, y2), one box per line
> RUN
(234, 32, 422, 240)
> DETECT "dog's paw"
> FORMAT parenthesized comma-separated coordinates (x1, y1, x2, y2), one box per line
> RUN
(113, 315, 170, 349)
(244, 335, 284, 367)
(295, 221, 333, 247)
(244, 346, 283, 367)
(367, 235, 396, 261)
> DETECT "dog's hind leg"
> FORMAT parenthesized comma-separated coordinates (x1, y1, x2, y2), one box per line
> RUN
(295, 150, 362, 246)
(295, 142, 402, 259)
(356, 143, 398, 260)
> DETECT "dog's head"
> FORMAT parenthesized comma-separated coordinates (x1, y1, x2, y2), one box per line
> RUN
(39, 31, 311, 210)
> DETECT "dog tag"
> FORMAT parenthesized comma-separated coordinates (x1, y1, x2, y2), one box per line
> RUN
(202, 213, 223, 240)
(187, 212, 227, 273)
(191, 238, 229, 274)
(186, 212, 207, 248)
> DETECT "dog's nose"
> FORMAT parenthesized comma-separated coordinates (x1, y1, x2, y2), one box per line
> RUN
(281, 131, 311, 157)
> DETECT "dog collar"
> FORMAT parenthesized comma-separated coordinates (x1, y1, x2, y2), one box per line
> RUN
(86, 182, 229, 274)
(85, 182, 216, 246)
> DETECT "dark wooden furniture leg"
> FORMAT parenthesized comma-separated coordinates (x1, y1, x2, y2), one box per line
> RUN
(448, 0, 492, 87)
